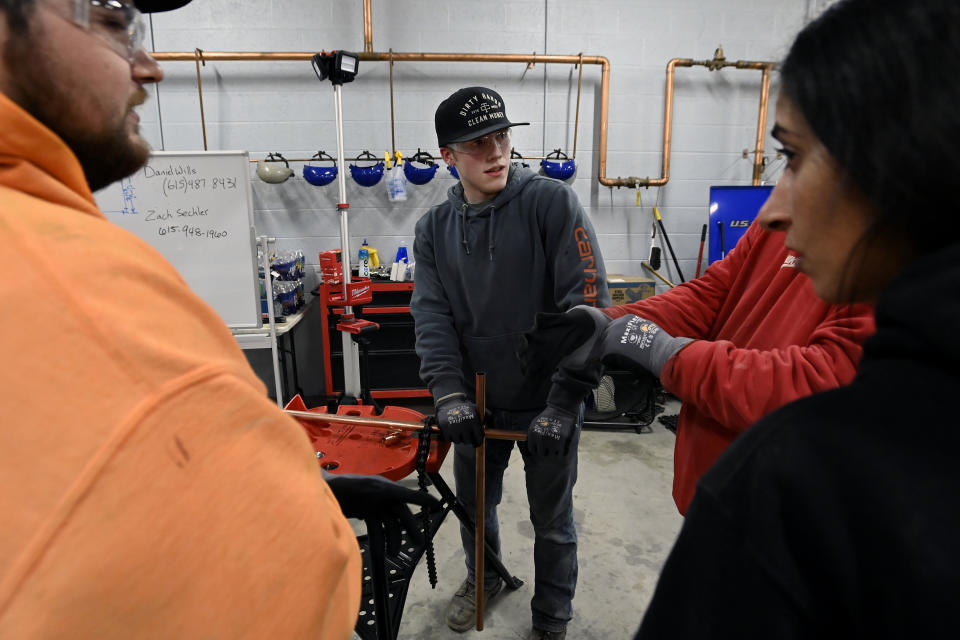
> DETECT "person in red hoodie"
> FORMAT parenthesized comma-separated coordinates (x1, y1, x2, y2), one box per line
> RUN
(523, 210, 874, 516)
(603, 220, 874, 514)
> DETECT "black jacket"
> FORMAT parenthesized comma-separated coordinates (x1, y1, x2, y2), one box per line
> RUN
(411, 165, 609, 411)
(637, 244, 960, 638)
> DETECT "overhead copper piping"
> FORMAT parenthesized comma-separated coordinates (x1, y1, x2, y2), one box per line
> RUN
(153, 50, 608, 172)
(248, 153, 557, 164)
(630, 50, 776, 189)
(362, 0, 373, 54)
(152, 48, 774, 189)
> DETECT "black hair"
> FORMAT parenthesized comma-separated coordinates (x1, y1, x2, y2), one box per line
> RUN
(0, 0, 37, 34)
(780, 0, 960, 259)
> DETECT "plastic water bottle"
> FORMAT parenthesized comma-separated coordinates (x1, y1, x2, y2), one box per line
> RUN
(358, 243, 370, 278)
(386, 164, 407, 202)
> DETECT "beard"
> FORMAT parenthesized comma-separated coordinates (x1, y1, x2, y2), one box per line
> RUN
(3, 24, 152, 192)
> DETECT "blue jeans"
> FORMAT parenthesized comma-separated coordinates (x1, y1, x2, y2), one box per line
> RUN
(452, 406, 581, 632)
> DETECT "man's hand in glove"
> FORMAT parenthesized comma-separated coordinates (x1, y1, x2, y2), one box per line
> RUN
(518, 304, 611, 382)
(595, 315, 693, 378)
(527, 404, 579, 456)
(324, 473, 440, 555)
(526, 383, 583, 456)
(434, 392, 484, 446)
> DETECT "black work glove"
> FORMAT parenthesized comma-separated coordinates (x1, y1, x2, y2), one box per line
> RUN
(526, 383, 582, 456)
(518, 304, 611, 383)
(325, 473, 440, 555)
(434, 392, 484, 446)
(594, 315, 693, 378)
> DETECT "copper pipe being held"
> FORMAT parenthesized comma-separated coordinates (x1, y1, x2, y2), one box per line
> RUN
(474, 372, 486, 631)
(284, 409, 525, 441)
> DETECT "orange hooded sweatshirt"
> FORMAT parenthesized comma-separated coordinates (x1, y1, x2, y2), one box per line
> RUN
(0, 92, 361, 637)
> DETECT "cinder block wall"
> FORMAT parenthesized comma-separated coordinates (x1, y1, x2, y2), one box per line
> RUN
(139, 0, 826, 397)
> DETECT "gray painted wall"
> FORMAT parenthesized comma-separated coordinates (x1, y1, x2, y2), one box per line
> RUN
(137, 0, 812, 399)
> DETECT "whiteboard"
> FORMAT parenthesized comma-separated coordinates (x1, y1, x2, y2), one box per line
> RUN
(95, 150, 261, 328)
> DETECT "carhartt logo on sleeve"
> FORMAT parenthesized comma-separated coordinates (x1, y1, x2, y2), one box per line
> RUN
(575, 226, 600, 306)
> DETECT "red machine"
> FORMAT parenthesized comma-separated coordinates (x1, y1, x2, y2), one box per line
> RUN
(284, 395, 449, 479)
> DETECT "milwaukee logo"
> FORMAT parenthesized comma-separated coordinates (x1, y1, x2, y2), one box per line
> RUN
(575, 226, 599, 306)
(781, 255, 799, 269)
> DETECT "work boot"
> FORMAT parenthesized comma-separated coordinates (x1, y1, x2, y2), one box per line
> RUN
(445, 578, 503, 632)
(529, 627, 567, 640)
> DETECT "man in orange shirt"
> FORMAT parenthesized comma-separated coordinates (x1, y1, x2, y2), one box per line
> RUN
(0, 1, 432, 637)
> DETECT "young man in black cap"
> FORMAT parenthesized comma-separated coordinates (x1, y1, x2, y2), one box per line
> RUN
(411, 86, 610, 640)
(0, 1, 434, 636)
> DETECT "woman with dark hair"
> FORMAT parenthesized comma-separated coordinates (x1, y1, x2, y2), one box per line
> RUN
(634, 0, 960, 637)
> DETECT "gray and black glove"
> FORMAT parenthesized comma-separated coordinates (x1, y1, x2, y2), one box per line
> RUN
(518, 304, 611, 383)
(526, 383, 583, 456)
(324, 473, 440, 554)
(595, 315, 693, 377)
(434, 392, 484, 447)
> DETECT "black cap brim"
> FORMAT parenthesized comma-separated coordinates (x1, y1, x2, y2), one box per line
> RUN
(445, 121, 530, 146)
(133, 0, 194, 13)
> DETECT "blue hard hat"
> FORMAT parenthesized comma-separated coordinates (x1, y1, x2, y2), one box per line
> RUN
(540, 148, 576, 181)
(403, 149, 439, 185)
(303, 151, 338, 186)
(349, 150, 384, 187)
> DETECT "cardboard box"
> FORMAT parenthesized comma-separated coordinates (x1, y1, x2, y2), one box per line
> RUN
(607, 274, 656, 305)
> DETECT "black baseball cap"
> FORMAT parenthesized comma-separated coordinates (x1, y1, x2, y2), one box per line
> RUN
(435, 86, 529, 147)
(133, 0, 194, 12)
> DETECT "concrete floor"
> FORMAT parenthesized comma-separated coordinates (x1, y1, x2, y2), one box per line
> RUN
(351, 396, 684, 640)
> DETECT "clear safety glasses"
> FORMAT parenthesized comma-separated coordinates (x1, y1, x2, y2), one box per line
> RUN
(42, 0, 147, 64)
(449, 129, 512, 158)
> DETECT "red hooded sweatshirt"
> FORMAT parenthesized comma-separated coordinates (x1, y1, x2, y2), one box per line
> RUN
(606, 222, 874, 514)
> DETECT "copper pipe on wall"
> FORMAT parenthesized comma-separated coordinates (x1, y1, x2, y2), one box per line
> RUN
(362, 0, 373, 54)
(474, 372, 487, 632)
(625, 55, 777, 189)
(151, 49, 774, 189)
(153, 50, 609, 175)
(388, 49, 396, 154)
(249, 155, 558, 164)
(752, 66, 772, 185)
(154, 52, 317, 61)
(572, 53, 584, 159)
(194, 48, 208, 150)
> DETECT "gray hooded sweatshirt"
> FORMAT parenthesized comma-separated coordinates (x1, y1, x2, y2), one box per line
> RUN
(411, 165, 610, 412)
